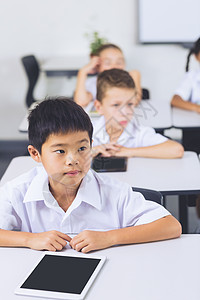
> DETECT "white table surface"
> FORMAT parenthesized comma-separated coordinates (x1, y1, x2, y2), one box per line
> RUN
(133, 99, 172, 129)
(18, 100, 172, 133)
(1, 152, 200, 195)
(0, 234, 199, 300)
(104, 151, 200, 195)
(172, 107, 200, 128)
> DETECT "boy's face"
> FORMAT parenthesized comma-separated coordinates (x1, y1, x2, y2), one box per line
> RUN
(99, 48, 125, 73)
(29, 131, 92, 190)
(95, 87, 137, 129)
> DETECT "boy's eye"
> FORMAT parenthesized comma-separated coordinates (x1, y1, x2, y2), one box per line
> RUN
(102, 59, 111, 66)
(112, 104, 120, 107)
(55, 150, 65, 154)
(116, 60, 124, 66)
(78, 146, 87, 152)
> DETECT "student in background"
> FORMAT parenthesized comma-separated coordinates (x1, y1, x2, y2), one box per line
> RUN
(92, 68, 184, 159)
(0, 97, 181, 252)
(171, 37, 200, 154)
(171, 38, 200, 228)
(171, 37, 200, 113)
(74, 43, 142, 111)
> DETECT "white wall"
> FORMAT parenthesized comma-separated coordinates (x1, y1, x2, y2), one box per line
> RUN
(0, 0, 198, 139)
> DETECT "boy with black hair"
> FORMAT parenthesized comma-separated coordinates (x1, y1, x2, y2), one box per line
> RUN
(0, 97, 181, 253)
(93, 68, 184, 158)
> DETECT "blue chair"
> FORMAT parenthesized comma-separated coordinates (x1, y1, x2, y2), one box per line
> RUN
(132, 187, 162, 204)
(21, 55, 40, 108)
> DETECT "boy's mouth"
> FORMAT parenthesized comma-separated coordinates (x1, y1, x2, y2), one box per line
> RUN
(119, 120, 128, 126)
(64, 170, 80, 176)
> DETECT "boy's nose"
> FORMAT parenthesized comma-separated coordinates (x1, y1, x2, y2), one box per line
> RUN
(65, 155, 79, 165)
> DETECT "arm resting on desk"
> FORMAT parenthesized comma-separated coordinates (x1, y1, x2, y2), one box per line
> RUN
(171, 95, 200, 113)
(0, 229, 71, 251)
(70, 215, 182, 253)
(107, 140, 184, 159)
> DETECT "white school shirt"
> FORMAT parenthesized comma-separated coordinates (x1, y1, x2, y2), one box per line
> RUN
(85, 76, 97, 101)
(83, 76, 97, 112)
(175, 68, 200, 104)
(0, 166, 170, 234)
(92, 116, 167, 147)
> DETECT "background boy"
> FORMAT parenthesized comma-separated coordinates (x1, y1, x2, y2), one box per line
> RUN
(74, 43, 141, 111)
(0, 97, 181, 253)
(92, 68, 184, 158)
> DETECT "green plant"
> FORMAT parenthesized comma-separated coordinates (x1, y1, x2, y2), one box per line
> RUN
(86, 31, 108, 56)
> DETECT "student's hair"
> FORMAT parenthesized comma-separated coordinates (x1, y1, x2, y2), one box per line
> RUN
(95, 43, 123, 56)
(96, 68, 136, 102)
(186, 37, 200, 72)
(28, 97, 93, 153)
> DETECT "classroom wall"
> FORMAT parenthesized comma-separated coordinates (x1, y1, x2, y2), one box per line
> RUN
(0, 0, 198, 139)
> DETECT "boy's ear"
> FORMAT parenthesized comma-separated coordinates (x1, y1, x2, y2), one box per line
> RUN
(28, 145, 42, 163)
(94, 99, 103, 115)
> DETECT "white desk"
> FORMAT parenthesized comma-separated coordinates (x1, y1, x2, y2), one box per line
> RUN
(2, 152, 199, 196)
(18, 100, 172, 133)
(134, 99, 172, 130)
(172, 107, 200, 129)
(0, 234, 199, 300)
(105, 151, 200, 195)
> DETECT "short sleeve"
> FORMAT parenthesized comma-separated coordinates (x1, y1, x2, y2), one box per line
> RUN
(175, 73, 193, 101)
(85, 76, 97, 100)
(0, 183, 22, 230)
(118, 186, 170, 227)
(136, 126, 168, 147)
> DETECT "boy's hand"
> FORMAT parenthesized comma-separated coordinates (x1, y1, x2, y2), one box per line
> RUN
(27, 231, 71, 251)
(70, 230, 112, 253)
(109, 145, 133, 157)
(92, 144, 120, 158)
(81, 56, 100, 75)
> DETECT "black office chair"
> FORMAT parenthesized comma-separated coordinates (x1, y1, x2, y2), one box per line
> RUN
(132, 187, 163, 204)
(21, 55, 40, 108)
(142, 88, 150, 100)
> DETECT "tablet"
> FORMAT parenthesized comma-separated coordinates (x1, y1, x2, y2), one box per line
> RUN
(92, 156, 127, 172)
(15, 252, 106, 300)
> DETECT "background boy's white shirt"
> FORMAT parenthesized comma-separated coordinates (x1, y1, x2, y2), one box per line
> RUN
(175, 68, 200, 104)
(0, 167, 170, 234)
(92, 116, 167, 147)
(85, 76, 97, 101)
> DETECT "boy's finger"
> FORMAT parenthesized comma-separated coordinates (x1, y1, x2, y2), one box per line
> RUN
(112, 144, 122, 148)
(74, 241, 87, 252)
(56, 237, 68, 247)
(52, 241, 64, 251)
(58, 232, 72, 242)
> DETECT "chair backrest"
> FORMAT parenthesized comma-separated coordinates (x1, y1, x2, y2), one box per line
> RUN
(21, 55, 40, 107)
(132, 187, 162, 204)
(142, 88, 150, 100)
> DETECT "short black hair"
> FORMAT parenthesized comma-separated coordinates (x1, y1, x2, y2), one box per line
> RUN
(28, 97, 93, 153)
(97, 68, 135, 102)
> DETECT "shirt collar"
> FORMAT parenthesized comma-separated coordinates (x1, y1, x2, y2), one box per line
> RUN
(23, 166, 49, 203)
(75, 169, 102, 210)
(93, 116, 137, 145)
(23, 167, 102, 211)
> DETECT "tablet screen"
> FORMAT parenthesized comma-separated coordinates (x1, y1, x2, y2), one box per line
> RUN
(15, 253, 106, 299)
(92, 156, 127, 172)
(21, 255, 100, 294)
